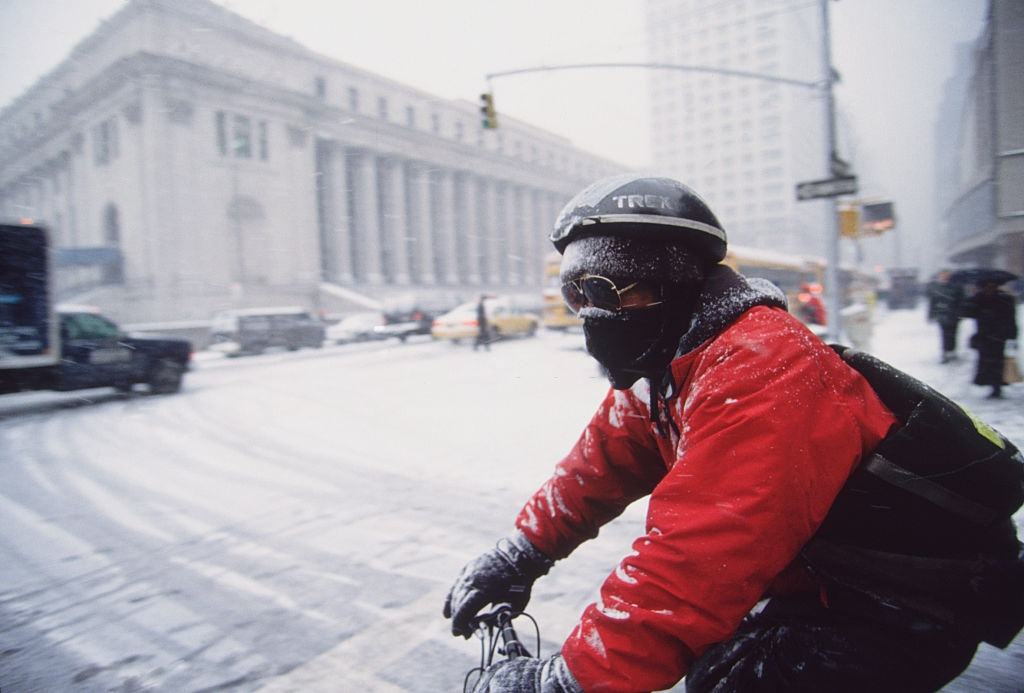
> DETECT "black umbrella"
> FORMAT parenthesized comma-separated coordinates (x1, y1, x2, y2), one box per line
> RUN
(948, 268, 1019, 286)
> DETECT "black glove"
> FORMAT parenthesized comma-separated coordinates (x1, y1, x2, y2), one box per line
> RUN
(444, 532, 554, 637)
(472, 654, 582, 693)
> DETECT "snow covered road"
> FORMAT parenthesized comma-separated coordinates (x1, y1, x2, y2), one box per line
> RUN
(0, 307, 1021, 691)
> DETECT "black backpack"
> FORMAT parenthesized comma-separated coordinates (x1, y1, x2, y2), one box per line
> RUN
(802, 346, 1024, 647)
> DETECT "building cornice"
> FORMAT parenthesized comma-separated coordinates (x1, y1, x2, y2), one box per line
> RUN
(2, 0, 590, 154)
(1, 51, 618, 193)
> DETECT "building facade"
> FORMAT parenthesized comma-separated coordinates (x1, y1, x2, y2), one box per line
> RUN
(938, 0, 1024, 277)
(0, 0, 621, 322)
(645, 0, 830, 256)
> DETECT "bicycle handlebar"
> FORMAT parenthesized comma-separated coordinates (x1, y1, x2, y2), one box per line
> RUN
(470, 603, 532, 659)
(462, 604, 540, 692)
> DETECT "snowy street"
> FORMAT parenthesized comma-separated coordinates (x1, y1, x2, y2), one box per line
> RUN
(1, 305, 1022, 692)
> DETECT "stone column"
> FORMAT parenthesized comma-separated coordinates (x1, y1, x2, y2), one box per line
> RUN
(536, 189, 552, 280)
(458, 173, 482, 285)
(351, 150, 384, 284)
(521, 186, 534, 284)
(435, 170, 459, 285)
(326, 143, 354, 283)
(502, 184, 521, 286)
(380, 157, 410, 285)
(480, 179, 501, 284)
(407, 163, 435, 285)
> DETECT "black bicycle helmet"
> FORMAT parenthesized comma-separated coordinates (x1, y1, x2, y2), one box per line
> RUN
(551, 174, 727, 262)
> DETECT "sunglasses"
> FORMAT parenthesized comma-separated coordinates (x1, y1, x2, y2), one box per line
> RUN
(561, 275, 663, 315)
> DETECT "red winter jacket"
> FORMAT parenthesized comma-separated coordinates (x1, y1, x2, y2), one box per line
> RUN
(515, 297, 896, 692)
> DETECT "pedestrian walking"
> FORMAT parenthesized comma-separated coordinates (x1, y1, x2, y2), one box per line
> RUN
(444, 174, 1024, 693)
(927, 269, 965, 363)
(473, 294, 491, 351)
(964, 279, 1018, 398)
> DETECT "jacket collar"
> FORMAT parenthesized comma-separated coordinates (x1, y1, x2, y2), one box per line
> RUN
(660, 264, 787, 399)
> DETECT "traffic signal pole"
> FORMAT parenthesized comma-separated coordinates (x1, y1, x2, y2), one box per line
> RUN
(486, 1, 849, 340)
(820, 0, 843, 343)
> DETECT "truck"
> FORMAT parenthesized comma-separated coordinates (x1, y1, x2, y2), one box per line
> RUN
(1, 222, 192, 396)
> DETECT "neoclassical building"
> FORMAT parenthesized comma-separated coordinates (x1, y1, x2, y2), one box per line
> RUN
(0, 0, 622, 321)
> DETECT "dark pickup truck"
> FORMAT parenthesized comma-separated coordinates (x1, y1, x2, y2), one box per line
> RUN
(0, 307, 192, 396)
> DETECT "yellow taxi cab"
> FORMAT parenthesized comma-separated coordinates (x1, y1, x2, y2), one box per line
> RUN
(431, 297, 539, 342)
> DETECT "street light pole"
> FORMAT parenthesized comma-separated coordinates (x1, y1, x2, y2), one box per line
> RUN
(487, 9, 850, 341)
(820, 0, 843, 343)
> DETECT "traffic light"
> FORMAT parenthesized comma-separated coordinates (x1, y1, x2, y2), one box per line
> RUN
(838, 206, 860, 238)
(860, 201, 895, 235)
(480, 92, 498, 129)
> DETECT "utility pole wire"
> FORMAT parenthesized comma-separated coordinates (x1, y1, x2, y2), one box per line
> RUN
(486, 1, 847, 341)
(486, 62, 821, 91)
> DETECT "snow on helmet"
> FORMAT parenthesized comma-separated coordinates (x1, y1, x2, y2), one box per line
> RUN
(551, 174, 727, 262)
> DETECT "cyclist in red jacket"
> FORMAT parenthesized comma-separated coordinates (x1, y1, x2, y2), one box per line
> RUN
(445, 175, 993, 693)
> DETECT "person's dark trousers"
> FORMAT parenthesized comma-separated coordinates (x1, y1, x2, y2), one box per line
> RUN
(974, 338, 1006, 388)
(474, 328, 490, 351)
(940, 321, 959, 358)
(685, 592, 978, 693)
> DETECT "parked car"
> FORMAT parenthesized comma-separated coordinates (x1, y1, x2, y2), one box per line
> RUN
(209, 307, 325, 356)
(326, 311, 386, 344)
(373, 309, 435, 342)
(431, 297, 539, 342)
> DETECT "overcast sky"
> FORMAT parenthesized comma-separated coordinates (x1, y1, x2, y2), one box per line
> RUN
(0, 0, 987, 267)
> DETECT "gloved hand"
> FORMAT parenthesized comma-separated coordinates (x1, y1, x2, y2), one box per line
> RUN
(472, 654, 582, 693)
(444, 532, 553, 637)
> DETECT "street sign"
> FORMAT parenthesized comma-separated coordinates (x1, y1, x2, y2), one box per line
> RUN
(795, 176, 858, 201)
(861, 201, 895, 234)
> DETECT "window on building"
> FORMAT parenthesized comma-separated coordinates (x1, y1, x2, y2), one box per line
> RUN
(233, 115, 252, 158)
(377, 96, 388, 120)
(216, 111, 228, 155)
(431, 112, 440, 133)
(258, 121, 269, 161)
(348, 87, 360, 112)
(315, 76, 327, 100)
(455, 121, 464, 141)
(405, 105, 416, 128)
(93, 116, 119, 166)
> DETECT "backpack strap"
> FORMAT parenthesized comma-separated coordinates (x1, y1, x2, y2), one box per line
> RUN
(828, 343, 1024, 523)
(863, 453, 997, 525)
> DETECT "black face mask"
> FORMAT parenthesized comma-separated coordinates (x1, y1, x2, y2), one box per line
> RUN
(583, 291, 695, 389)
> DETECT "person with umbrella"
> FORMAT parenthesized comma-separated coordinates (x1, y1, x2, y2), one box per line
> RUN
(960, 270, 1019, 399)
(927, 269, 965, 363)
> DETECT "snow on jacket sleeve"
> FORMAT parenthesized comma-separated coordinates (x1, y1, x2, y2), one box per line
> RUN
(559, 307, 896, 692)
(515, 382, 669, 561)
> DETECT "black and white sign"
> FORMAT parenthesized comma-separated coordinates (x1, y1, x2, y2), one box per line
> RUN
(795, 176, 858, 201)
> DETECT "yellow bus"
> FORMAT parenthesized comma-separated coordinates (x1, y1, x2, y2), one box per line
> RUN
(541, 251, 583, 330)
(723, 244, 827, 319)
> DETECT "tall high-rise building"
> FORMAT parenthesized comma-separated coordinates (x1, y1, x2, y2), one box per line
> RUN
(646, 0, 830, 256)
